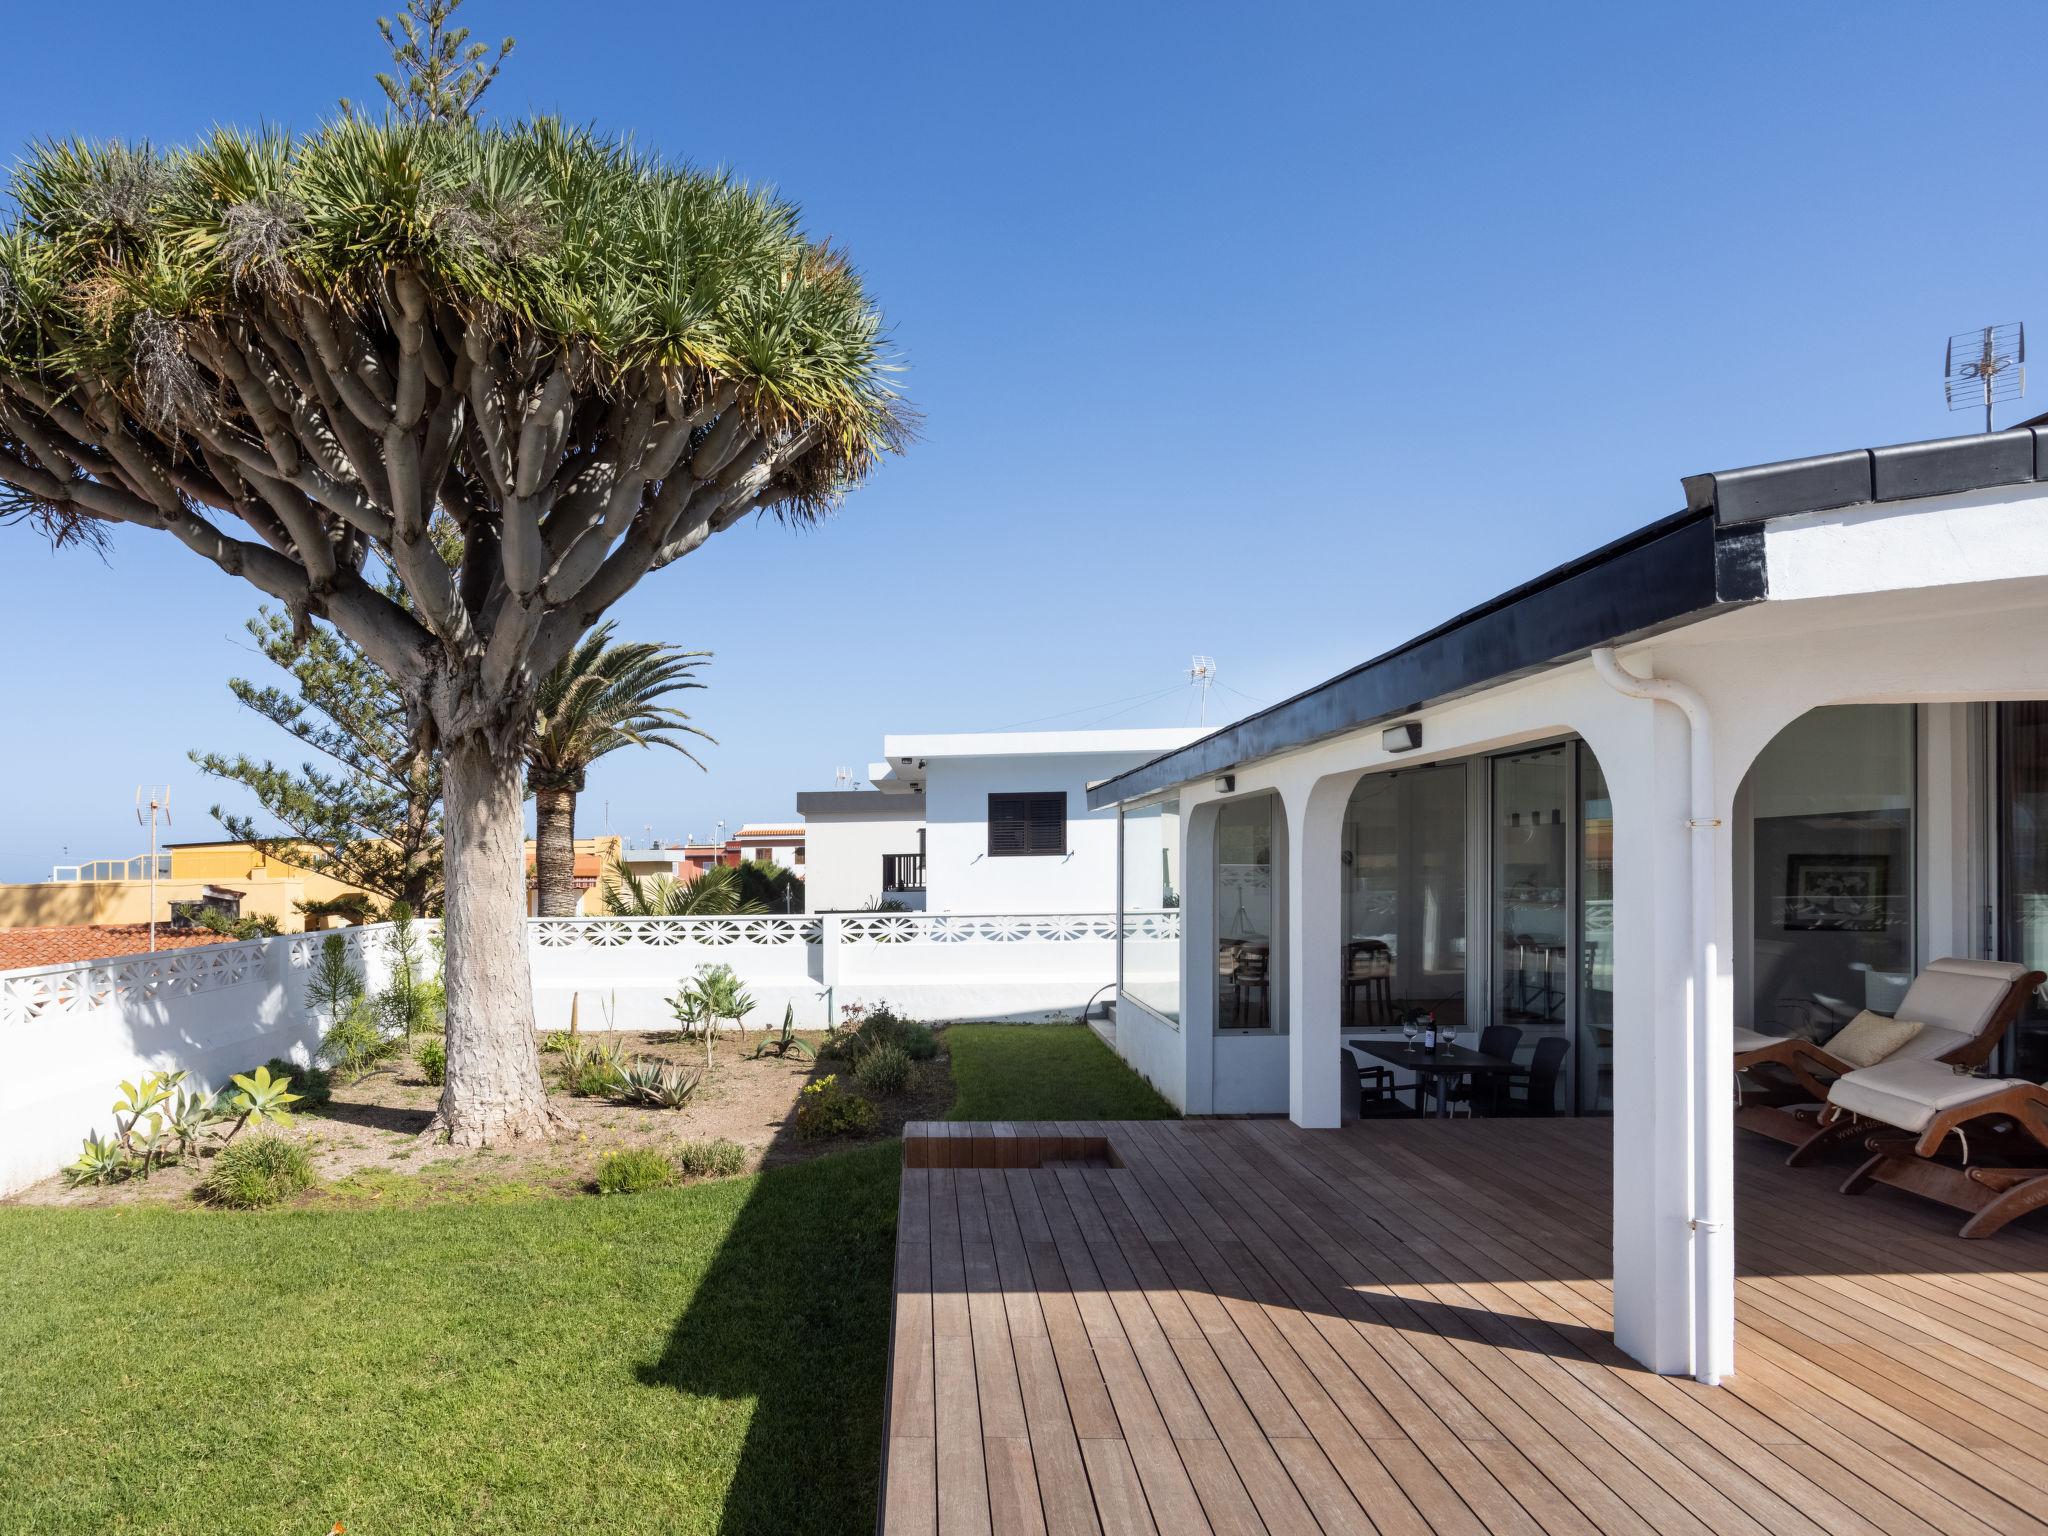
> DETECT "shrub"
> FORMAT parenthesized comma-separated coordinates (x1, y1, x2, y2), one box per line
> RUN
(200, 1136, 315, 1209)
(540, 1030, 572, 1054)
(559, 1036, 626, 1097)
(794, 1075, 879, 1140)
(417, 1036, 446, 1086)
(305, 934, 364, 1027)
(674, 1138, 746, 1178)
(821, 1003, 936, 1065)
(319, 997, 395, 1079)
(595, 1146, 678, 1195)
(855, 1042, 912, 1096)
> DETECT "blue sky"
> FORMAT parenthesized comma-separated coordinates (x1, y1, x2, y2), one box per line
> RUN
(1, 1, 2042, 879)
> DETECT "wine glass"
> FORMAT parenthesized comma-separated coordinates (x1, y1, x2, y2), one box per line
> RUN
(1401, 1013, 1419, 1048)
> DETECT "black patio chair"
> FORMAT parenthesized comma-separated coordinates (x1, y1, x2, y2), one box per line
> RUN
(1444, 1023, 1521, 1116)
(1500, 1036, 1571, 1116)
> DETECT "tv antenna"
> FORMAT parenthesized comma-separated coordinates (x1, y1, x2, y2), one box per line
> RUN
(1187, 655, 1217, 724)
(135, 785, 170, 953)
(1945, 322, 2025, 433)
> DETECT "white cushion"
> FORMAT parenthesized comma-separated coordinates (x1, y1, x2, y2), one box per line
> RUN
(1732, 1027, 1782, 1056)
(1894, 958, 2031, 1036)
(1827, 1059, 2022, 1134)
(1881, 1022, 1974, 1063)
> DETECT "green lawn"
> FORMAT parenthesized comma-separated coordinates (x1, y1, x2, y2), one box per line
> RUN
(944, 1022, 1179, 1121)
(0, 1142, 900, 1536)
(0, 1026, 1169, 1534)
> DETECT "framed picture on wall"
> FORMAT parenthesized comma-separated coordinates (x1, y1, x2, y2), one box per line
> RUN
(1782, 853, 1892, 932)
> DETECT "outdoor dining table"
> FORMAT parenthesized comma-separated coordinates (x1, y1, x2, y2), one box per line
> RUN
(1352, 1039, 1520, 1119)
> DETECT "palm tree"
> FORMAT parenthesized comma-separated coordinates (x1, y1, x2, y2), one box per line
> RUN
(599, 859, 767, 917)
(528, 624, 711, 916)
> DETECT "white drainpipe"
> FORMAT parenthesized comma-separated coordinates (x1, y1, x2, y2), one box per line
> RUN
(1590, 646, 1731, 1387)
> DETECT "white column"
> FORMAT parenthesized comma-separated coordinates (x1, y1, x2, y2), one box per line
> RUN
(1600, 689, 1737, 1380)
(1284, 777, 1345, 1128)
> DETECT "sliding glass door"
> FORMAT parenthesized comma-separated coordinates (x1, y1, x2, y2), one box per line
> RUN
(1341, 765, 1468, 1030)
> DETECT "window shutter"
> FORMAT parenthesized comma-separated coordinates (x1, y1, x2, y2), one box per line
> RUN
(988, 792, 1066, 856)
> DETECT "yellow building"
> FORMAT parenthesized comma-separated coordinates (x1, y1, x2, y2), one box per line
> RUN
(1, 833, 623, 932)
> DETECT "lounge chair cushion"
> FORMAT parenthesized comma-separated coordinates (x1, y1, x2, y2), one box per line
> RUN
(1731, 1027, 1783, 1056)
(1895, 958, 2034, 1036)
(1827, 1059, 2023, 1134)
(1882, 1021, 1975, 1063)
(1824, 1010, 1923, 1068)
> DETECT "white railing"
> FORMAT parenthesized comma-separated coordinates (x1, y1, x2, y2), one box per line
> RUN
(0, 913, 1154, 1196)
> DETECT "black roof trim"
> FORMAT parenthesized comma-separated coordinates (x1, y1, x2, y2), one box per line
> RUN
(1091, 426, 2048, 810)
(1089, 508, 1751, 808)
(795, 790, 925, 815)
(1683, 427, 2046, 525)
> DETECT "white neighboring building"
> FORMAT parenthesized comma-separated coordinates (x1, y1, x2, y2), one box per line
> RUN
(796, 789, 927, 911)
(798, 728, 1203, 912)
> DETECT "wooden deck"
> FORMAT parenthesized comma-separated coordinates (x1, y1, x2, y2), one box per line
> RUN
(880, 1116, 2048, 1535)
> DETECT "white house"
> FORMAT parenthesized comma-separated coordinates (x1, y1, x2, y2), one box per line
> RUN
(1090, 423, 2048, 1384)
(798, 728, 1203, 913)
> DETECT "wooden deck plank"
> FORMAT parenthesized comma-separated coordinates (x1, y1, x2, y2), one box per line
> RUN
(880, 1116, 2048, 1536)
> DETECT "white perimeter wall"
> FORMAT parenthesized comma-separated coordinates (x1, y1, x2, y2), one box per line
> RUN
(925, 750, 1166, 914)
(1, 913, 1133, 1195)
(0, 925, 406, 1197)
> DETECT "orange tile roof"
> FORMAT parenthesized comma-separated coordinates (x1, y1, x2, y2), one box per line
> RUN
(0, 925, 230, 971)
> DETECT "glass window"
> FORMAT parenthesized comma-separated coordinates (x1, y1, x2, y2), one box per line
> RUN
(1744, 705, 1916, 1038)
(1491, 745, 1573, 1089)
(1578, 744, 1613, 1113)
(1118, 798, 1181, 1024)
(1999, 703, 2048, 1076)
(1341, 765, 1468, 1029)
(1216, 795, 1277, 1030)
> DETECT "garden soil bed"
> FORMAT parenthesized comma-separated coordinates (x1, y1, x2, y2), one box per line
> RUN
(9, 1028, 954, 1210)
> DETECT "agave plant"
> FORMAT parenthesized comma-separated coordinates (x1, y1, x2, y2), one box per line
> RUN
(751, 1002, 814, 1061)
(164, 1084, 227, 1160)
(64, 1131, 130, 1187)
(612, 1059, 702, 1110)
(110, 1071, 183, 1157)
(219, 1065, 303, 1143)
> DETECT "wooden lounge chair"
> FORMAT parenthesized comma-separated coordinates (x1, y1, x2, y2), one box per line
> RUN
(1834, 1053, 2048, 1237)
(1736, 957, 2039, 1159)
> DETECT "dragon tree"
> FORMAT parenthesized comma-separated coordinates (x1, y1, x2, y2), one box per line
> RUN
(0, 120, 904, 1142)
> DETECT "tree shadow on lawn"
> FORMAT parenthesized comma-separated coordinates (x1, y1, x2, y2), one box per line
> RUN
(635, 1107, 902, 1534)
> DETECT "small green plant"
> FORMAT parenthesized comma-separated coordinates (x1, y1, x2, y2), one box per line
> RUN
(820, 1002, 936, 1064)
(109, 1071, 185, 1175)
(319, 996, 395, 1079)
(218, 1064, 303, 1143)
(855, 1041, 912, 1096)
(595, 1146, 678, 1195)
(685, 963, 755, 1068)
(541, 1029, 572, 1053)
(417, 1036, 446, 1086)
(255, 1057, 331, 1111)
(613, 1059, 701, 1109)
(750, 1002, 814, 1060)
(163, 1083, 227, 1161)
(377, 901, 440, 1038)
(674, 1138, 746, 1178)
(305, 934, 365, 1026)
(558, 1035, 627, 1097)
(63, 1131, 131, 1187)
(199, 1135, 315, 1209)
(794, 1075, 879, 1140)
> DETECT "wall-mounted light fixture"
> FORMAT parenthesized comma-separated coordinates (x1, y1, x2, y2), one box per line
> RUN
(1214, 774, 1236, 794)
(1382, 721, 1422, 753)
